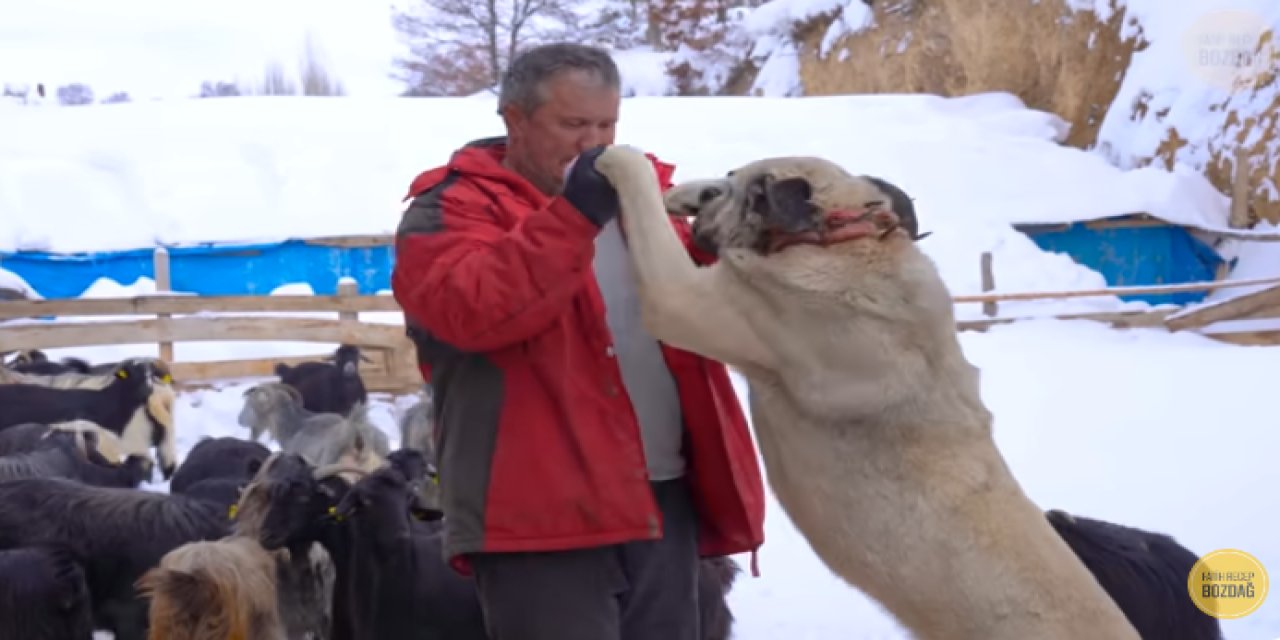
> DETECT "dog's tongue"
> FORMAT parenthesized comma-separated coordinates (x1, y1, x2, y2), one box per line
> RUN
(768, 231, 821, 253)
(767, 218, 882, 254)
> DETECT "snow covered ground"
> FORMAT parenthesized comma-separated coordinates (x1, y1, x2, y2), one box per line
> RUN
(62, 289, 1280, 640)
(4, 91, 1276, 639)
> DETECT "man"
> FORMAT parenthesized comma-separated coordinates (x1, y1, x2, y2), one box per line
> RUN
(391, 42, 765, 640)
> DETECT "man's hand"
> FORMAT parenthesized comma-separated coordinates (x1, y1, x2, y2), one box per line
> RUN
(562, 145, 621, 227)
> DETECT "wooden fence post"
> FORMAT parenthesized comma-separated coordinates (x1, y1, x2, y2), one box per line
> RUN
(337, 278, 358, 324)
(1229, 146, 1251, 229)
(153, 248, 174, 363)
(980, 251, 997, 317)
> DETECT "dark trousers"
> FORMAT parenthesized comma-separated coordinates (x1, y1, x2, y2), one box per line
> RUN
(468, 477, 701, 640)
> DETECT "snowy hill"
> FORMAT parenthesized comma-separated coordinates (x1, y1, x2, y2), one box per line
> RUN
(0, 91, 1261, 319)
(746, 0, 1280, 227)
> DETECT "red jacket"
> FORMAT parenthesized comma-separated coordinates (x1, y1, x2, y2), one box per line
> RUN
(391, 137, 765, 576)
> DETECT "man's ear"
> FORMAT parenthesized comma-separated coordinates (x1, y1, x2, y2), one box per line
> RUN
(499, 103, 528, 136)
(749, 174, 820, 233)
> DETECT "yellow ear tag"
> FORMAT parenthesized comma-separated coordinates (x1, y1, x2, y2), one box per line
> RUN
(116, 369, 128, 379)
(227, 504, 239, 519)
(161, 374, 173, 384)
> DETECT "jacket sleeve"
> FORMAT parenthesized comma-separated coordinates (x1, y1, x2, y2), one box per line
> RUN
(392, 184, 600, 353)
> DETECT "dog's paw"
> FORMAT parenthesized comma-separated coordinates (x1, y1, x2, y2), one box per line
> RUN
(595, 144, 655, 187)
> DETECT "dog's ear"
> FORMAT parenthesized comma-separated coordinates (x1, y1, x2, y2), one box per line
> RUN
(865, 176, 924, 240)
(749, 174, 820, 233)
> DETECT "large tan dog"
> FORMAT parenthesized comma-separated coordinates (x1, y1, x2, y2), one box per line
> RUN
(592, 145, 1141, 640)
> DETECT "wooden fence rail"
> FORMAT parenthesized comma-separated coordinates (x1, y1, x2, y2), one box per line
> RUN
(4, 271, 1280, 393)
(0, 281, 422, 393)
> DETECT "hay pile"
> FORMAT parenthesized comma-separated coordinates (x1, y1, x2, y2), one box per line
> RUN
(796, 0, 1141, 149)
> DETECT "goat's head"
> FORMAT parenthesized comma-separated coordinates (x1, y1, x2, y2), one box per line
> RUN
(109, 360, 156, 403)
(237, 382, 303, 437)
(250, 452, 363, 551)
(13, 349, 49, 365)
(386, 448, 441, 517)
(333, 450, 444, 530)
(326, 344, 374, 377)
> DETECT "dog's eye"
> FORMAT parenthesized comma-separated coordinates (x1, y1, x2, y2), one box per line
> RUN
(864, 200, 886, 209)
(699, 187, 722, 204)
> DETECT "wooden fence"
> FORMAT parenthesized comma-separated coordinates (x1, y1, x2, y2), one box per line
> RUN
(3, 256, 1280, 394)
(0, 279, 422, 393)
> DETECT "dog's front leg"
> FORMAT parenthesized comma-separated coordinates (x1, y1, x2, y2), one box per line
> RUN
(594, 145, 777, 374)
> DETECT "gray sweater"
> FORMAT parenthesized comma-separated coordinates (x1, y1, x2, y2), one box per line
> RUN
(591, 218, 687, 481)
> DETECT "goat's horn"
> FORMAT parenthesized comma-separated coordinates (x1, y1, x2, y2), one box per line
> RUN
(312, 463, 370, 480)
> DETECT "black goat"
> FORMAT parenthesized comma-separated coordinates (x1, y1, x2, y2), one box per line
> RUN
(169, 436, 271, 494)
(0, 420, 124, 461)
(251, 453, 365, 640)
(330, 449, 486, 640)
(0, 360, 176, 479)
(0, 360, 151, 432)
(1047, 509, 1224, 640)
(0, 546, 95, 640)
(254, 450, 739, 640)
(174, 476, 249, 508)
(0, 429, 150, 488)
(251, 452, 441, 640)
(700, 555, 742, 640)
(274, 344, 370, 416)
(4, 349, 92, 375)
(0, 476, 232, 640)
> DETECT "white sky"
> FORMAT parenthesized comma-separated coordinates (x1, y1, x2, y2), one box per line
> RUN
(0, 0, 410, 100)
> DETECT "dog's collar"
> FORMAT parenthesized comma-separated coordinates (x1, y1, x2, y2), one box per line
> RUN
(765, 208, 897, 254)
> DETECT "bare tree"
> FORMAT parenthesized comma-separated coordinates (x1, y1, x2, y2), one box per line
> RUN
(240, 35, 347, 97)
(254, 61, 299, 96)
(391, 0, 583, 96)
(298, 34, 347, 97)
(56, 83, 94, 106)
(199, 81, 242, 98)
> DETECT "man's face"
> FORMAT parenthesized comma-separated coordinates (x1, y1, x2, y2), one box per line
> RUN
(503, 69, 621, 195)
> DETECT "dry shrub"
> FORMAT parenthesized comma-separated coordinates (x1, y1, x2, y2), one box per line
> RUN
(397, 44, 494, 97)
(1145, 31, 1279, 225)
(797, 0, 1142, 148)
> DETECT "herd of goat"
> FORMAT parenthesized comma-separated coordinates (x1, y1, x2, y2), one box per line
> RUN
(0, 345, 740, 640)
(0, 343, 1227, 639)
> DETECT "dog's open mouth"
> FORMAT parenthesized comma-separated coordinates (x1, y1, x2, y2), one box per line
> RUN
(766, 208, 898, 254)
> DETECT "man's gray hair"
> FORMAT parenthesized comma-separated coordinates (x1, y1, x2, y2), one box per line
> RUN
(497, 43, 621, 114)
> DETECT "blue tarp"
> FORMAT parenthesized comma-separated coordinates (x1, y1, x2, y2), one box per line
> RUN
(0, 240, 396, 299)
(2, 218, 1226, 306)
(1016, 218, 1226, 306)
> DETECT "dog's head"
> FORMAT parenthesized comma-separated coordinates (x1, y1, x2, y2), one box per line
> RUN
(664, 157, 926, 255)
